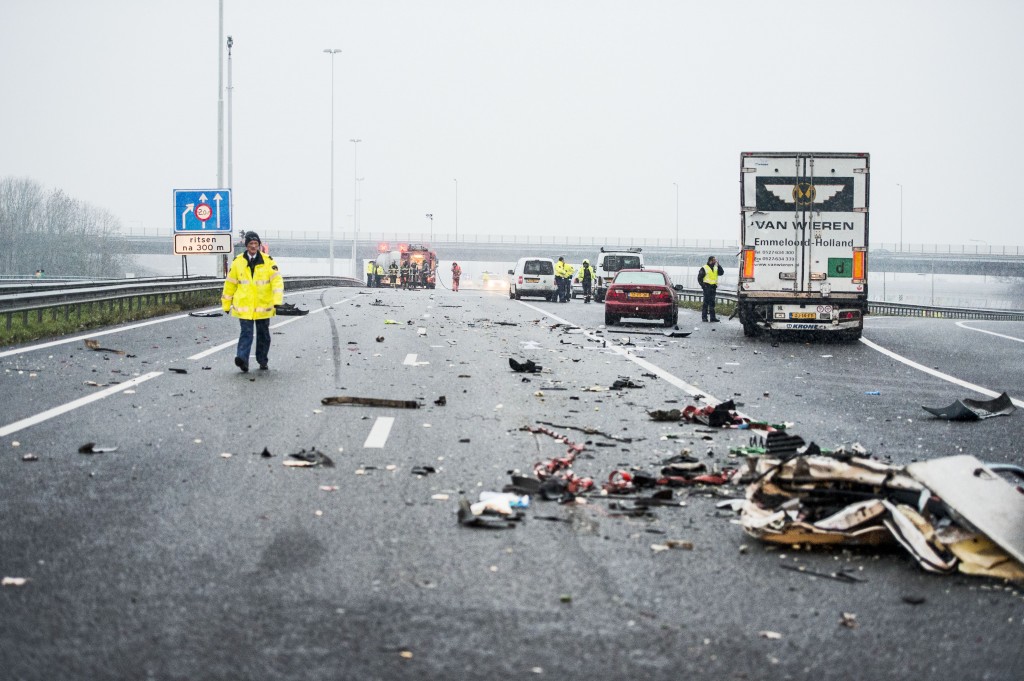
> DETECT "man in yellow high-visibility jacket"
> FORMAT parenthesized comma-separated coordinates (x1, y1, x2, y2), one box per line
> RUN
(222, 231, 284, 371)
(697, 255, 724, 323)
(366, 260, 375, 287)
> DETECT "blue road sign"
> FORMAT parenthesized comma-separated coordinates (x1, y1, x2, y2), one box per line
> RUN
(173, 189, 232, 232)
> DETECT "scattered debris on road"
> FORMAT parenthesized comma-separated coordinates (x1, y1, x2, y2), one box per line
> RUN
(283, 447, 335, 468)
(509, 357, 542, 373)
(922, 391, 1016, 421)
(78, 443, 118, 454)
(84, 339, 124, 355)
(322, 396, 420, 408)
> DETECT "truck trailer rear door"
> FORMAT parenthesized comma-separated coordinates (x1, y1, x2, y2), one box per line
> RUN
(741, 153, 869, 297)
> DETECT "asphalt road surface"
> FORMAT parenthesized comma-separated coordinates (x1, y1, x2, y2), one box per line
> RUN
(1, 285, 1022, 680)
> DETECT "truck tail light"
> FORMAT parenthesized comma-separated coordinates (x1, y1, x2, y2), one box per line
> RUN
(839, 310, 861, 320)
(852, 248, 866, 283)
(741, 248, 755, 281)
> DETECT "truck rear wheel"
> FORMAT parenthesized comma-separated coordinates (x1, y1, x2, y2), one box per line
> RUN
(740, 304, 760, 337)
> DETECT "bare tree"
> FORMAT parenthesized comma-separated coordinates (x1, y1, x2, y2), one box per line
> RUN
(0, 177, 136, 277)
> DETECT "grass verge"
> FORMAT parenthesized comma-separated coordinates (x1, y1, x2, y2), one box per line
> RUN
(0, 291, 222, 347)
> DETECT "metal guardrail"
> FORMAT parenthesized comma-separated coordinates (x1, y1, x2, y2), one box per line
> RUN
(2, 279, 1021, 334)
(0, 276, 360, 332)
(675, 288, 1024, 322)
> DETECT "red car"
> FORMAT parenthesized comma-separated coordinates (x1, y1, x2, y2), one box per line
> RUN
(604, 269, 679, 327)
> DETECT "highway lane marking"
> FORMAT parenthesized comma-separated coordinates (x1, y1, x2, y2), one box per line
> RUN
(189, 296, 355, 361)
(517, 302, 724, 405)
(403, 353, 429, 366)
(0, 371, 163, 438)
(364, 416, 395, 448)
(954, 321, 1024, 344)
(860, 337, 1024, 408)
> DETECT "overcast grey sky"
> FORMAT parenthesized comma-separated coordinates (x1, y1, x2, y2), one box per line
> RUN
(2, 0, 1022, 247)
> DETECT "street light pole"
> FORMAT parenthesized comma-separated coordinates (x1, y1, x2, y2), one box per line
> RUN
(672, 182, 679, 247)
(216, 0, 225, 277)
(324, 48, 342, 276)
(227, 37, 234, 191)
(425, 213, 433, 243)
(350, 138, 361, 274)
(453, 179, 458, 243)
(896, 183, 903, 253)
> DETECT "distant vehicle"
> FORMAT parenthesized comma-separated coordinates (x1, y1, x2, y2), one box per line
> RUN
(569, 264, 583, 299)
(737, 152, 869, 339)
(508, 257, 557, 300)
(374, 242, 437, 288)
(594, 247, 643, 302)
(603, 268, 678, 327)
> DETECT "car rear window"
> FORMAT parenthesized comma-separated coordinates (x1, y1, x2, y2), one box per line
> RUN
(614, 271, 666, 285)
(524, 260, 553, 275)
(604, 255, 642, 271)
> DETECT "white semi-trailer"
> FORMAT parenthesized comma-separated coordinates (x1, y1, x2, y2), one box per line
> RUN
(737, 152, 869, 339)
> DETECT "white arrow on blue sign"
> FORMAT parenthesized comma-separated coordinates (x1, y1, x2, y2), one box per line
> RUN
(173, 189, 232, 232)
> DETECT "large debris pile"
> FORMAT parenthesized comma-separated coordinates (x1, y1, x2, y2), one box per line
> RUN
(736, 452, 1024, 580)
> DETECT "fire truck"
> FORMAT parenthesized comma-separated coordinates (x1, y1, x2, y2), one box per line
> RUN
(373, 242, 437, 288)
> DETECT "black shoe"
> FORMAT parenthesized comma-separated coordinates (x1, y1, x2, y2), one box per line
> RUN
(702, 318, 708, 323)
(234, 357, 249, 373)
(259, 364, 269, 371)
(710, 318, 721, 323)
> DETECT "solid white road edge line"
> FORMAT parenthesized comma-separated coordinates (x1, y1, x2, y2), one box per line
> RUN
(364, 416, 395, 449)
(0, 371, 164, 438)
(955, 321, 1024, 344)
(518, 301, 723, 405)
(860, 336, 1024, 408)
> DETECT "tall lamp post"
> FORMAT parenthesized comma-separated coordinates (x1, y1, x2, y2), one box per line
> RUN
(896, 182, 903, 253)
(324, 48, 342, 275)
(672, 182, 679, 247)
(350, 138, 361, 273)
(453, 178, 458, 242)
(425, 213, 433, 243)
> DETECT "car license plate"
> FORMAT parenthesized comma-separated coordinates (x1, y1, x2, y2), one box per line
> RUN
(627, 292, 650, 298)
(791, 312, 816, 319)
(525, 277, 539, 283)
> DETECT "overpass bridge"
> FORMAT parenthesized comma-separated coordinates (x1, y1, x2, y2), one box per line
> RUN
(112, 230, 1024, 277)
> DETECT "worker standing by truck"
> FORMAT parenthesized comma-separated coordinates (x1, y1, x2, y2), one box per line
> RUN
(577, 259, 595, 303)
(698, 256, 724, 322)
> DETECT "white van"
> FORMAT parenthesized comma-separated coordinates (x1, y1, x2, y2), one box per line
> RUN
(595, 247, 644, 302)
(508, 257, 557, 301)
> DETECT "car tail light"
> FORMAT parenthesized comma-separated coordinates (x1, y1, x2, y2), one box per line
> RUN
(606, 288, 622, 301)
(741, 248, 755, 280)
(852, 248, 866, 283)
(518, 276, 523, 284)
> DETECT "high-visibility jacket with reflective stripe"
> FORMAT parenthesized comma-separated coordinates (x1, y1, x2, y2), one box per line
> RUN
(366, 261, 374, 274)
(222, 253, 284, 320)
(701, 263, 719, 286)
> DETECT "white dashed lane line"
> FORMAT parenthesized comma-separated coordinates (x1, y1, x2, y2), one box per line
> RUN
(364, 417, 395, 449)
